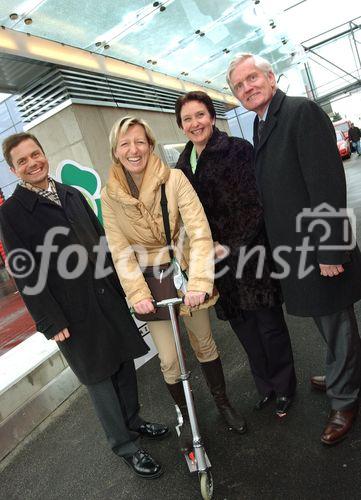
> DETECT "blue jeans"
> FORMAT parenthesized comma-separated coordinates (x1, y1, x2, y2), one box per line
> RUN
(352, 140, 361, 155)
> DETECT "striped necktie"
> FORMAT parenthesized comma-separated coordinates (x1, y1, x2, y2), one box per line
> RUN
(258, 119, 265, 141)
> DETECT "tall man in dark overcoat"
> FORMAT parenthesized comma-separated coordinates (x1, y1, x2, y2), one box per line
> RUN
(0, 132, 168, 478)
(227, 53, 361, 445)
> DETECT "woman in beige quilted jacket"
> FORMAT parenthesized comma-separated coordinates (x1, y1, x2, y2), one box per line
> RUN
(101, 116, 246, 453)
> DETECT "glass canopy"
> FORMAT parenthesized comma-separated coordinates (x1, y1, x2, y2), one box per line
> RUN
(0, 0, 360, 94)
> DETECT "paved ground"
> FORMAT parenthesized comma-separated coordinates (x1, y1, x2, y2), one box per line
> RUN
(1, 154, 361, 500)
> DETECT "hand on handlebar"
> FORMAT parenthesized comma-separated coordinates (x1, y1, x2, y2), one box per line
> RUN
(184, 291, 206, 308)
(134, 298, 155, 315)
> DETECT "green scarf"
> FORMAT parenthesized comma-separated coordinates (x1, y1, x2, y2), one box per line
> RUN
(190, 145, 198, 174)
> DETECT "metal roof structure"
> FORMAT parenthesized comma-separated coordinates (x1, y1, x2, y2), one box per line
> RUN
(0, 1, 358, 94)
(0, 0, 359, 128)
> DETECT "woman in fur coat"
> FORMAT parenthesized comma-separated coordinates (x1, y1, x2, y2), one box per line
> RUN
(175, 91, 296, 417)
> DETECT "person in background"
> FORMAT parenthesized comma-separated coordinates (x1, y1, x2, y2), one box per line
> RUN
(0, 132, 167, 479)
(175, 91, 296, 418)
(348, 123, 361, 156)
(227, 52, 361, 446)
(101, 116, 247, 455)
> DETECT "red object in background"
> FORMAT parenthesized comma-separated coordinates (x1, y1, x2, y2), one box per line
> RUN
(0, 289, 36, 355)
(0, 187, 6, 262)
(334, 119, 351, 141)
(0, 187, 36, 355)
(335, 130, 351, 160)
(0, 241, 5, 263)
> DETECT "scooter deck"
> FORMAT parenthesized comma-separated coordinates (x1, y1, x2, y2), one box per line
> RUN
(184, 449, 211, 473)
(175, 422, 211, 473)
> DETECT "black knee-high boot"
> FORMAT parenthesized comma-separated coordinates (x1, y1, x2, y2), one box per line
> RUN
(166, 382, 193, 454)
(200, 357, 247, 434)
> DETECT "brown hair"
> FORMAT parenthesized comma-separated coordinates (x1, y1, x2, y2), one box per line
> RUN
(2, 132, 45, 168)
(174, 91, 216, 128)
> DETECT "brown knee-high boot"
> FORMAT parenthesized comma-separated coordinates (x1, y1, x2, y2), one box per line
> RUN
(200, 357, 247, 434)
(166, 382, 193, 454)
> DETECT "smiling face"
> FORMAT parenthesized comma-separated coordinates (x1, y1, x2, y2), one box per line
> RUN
(229, 57, 276, 117)
(115, 124, 151, 177)
(10, 139, 49, 189)
(180, 100, 215, 153)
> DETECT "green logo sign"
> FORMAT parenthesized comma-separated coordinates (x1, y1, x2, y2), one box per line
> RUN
(56, 160, 103, 224)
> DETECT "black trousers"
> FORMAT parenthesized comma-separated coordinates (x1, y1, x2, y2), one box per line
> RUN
(313, 305, 361, 410)
(86, 360, 144, 457)
(229, 305, 297, 397)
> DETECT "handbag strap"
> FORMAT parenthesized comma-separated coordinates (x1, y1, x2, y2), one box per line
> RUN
(160, 183, 174, 261)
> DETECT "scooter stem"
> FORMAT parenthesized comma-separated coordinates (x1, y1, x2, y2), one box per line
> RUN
(168, 304, 208, 472)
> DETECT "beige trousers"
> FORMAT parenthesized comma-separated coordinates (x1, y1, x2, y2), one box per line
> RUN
(147, 308, 219, 384)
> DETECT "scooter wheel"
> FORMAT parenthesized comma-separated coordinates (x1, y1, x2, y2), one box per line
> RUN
(199, 470, 213, 500)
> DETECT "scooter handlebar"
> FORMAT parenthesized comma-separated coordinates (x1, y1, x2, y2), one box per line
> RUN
(153, 297, 184, 308)
(153, 293, 209, 309)
(130, 293, 210, 314)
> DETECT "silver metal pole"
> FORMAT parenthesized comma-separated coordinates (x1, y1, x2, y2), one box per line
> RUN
(168, 304, 207, 471)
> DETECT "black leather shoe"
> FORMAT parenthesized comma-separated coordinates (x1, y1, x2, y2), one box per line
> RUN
(254, 393, 275, 411)
(276, 396, 293, 418)
(138, 422, 169, 439)
(122, 449, 163, 479)
(178, 418, 193, 454)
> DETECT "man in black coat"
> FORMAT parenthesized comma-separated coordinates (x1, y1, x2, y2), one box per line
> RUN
(0, 132, 168, 478)
(348, 123, 361, 155)
(227, 53, 361, 445)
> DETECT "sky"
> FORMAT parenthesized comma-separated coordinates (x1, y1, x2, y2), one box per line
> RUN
(279, 0, 361, 120)
(0, 93, 11, 103)
(281, 0, 360, 43)
(1, 1, 360, 120)
(332, 91, 361, 125)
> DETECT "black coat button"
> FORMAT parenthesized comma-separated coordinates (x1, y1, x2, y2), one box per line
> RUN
(98, 288, 105, 295)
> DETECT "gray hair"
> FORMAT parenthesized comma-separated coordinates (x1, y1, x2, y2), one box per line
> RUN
(226, 53, 276, 94)
(109, 115, 156, 164)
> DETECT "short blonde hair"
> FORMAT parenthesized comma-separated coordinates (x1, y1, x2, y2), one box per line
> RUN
(226, 53, 276, 94)
(109, 116, 156, 164)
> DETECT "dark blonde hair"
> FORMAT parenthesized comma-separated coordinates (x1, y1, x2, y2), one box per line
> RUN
(109, 116, 156, 164)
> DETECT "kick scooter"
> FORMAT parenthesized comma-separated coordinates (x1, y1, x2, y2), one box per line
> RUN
(154, 297, 213, 500)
